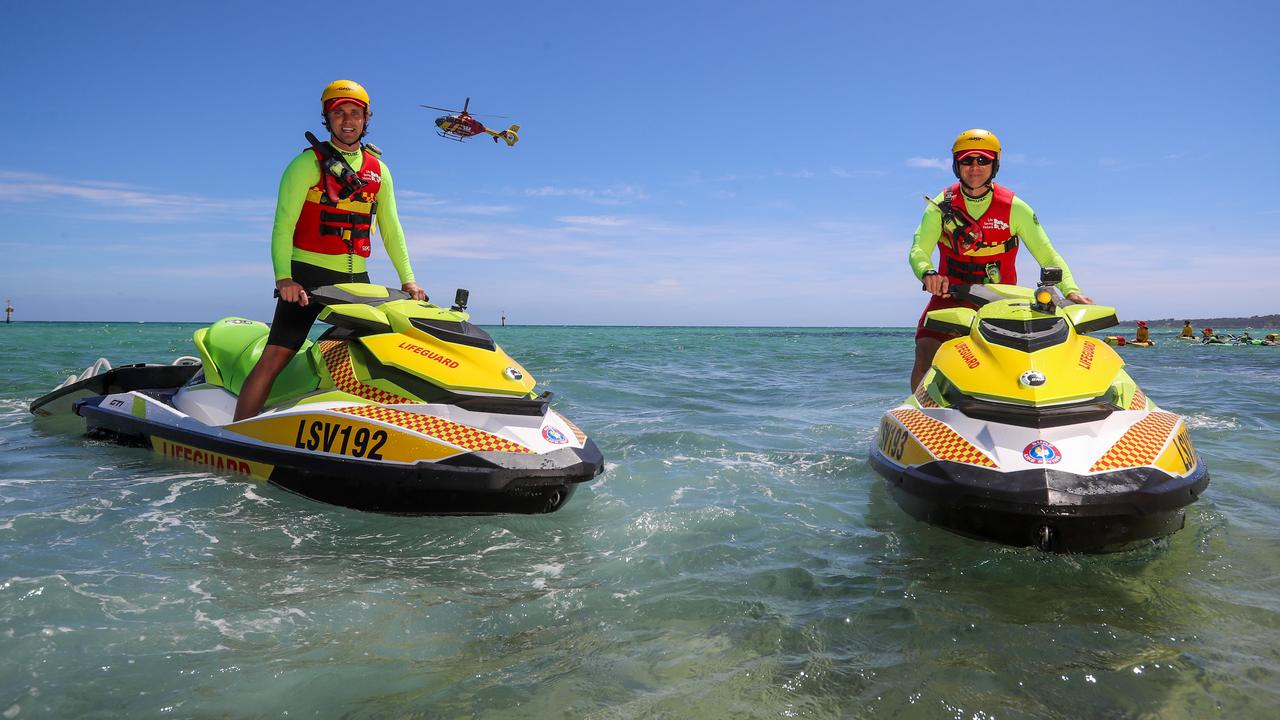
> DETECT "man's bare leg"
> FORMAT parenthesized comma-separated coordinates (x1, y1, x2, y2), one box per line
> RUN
(911, 337, 942, 391)
(233, 345, 297, 421)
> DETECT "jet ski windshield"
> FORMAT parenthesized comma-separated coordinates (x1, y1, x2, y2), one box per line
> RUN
(979, 316, 1070, 352)
(409, 318, 495, 351)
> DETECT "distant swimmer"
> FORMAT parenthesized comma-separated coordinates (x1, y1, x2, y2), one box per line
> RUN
(908, 128, 1094, 389)
(1181, 320, 1194, 338)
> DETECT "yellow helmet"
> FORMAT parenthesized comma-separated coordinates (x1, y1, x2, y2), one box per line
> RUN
(952, 128, 1001, 157)
(321, 79, 371, 112)
(951, 128, 1001, 182)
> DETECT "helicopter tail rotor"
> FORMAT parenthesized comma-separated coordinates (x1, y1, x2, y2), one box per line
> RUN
(495, 124, 519, 147)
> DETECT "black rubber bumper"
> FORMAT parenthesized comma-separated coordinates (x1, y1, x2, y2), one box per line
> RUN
(869, 449, 1210, 553)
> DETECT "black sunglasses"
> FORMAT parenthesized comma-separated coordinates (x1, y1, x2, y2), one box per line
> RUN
(958, 156, 994, 166)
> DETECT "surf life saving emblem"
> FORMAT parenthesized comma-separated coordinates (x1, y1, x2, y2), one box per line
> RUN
(1023, 440, 1062, 464)
(542, 426, 569, 444)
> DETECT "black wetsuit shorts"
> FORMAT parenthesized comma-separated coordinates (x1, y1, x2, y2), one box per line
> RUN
(265, 261, 370, 351)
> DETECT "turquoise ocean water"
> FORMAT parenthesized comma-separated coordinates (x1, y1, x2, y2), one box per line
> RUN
(2, 322, 1278, 718)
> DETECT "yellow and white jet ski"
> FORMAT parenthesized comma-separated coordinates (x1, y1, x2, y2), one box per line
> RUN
(870, 270, 1208, 552)
(31, 284, 604, 514)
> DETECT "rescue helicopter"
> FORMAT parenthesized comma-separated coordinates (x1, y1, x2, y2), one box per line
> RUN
(419, 97, 520, 147)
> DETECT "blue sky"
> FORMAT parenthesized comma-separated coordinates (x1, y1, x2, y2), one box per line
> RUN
(3, 0, 1277, 325)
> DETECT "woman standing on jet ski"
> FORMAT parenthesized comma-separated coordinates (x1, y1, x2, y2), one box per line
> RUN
(907, 129, 1095, 389)
(235, 79, 428, 421)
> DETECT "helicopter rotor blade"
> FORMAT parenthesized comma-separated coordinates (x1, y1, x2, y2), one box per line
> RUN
(419, 100, 511, 119)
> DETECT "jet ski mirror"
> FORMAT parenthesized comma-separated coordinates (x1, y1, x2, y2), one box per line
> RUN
(924, 306, 977, 336)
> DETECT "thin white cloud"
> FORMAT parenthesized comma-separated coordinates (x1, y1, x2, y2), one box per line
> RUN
(556, 215, 630, 227)
(122, 262, 271, 278)
(395, 189, 449, 207)
(451, 204, 517, 216)
(396, 188, 514, 216)
(830, 167, 888, 178)
(906, 157, 949, 170)
(1099, 158, 1141, 172)
(1, 170, 271, 223)
(522, 184, 648, 204)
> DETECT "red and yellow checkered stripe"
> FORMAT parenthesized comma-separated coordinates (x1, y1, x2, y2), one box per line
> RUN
(1127, 388, 1148, 411)
(913, 384, 940, 408)
(319, 340, 412, 405)
(334, 405, 532, 454)
(561, 416, 588, 445)
(1090, 411, 1179, 472)
(889, 408, 995, 467)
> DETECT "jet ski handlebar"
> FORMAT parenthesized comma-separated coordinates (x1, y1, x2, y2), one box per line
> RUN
(948, 267, 1068, 308)
(946, 284, 1004, 307)
(271, 284, 414, 308)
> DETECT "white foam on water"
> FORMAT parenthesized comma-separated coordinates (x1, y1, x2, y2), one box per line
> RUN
(193, 606, 308, 641)
(1183, 413, 1241, 430)
(187, 580, 215, 602)
(152, 476, 219, 507)
(479, 541, 524, 556)
(280, 526, 316, 549)
(528, 562, 565, 590)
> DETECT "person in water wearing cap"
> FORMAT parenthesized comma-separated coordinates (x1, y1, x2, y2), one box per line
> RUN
(234, 79, 426, 421)
(907, 129, 1094, 389)
(1135, 321, 1150, 343)
(1181, 320, 1195, 338)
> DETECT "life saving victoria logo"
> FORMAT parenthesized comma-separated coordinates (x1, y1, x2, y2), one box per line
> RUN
(1023, 440, 1062, 464)
(982, 218, 1010, 231)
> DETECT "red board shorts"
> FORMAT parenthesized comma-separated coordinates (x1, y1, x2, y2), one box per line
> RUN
(915, 294, 978, 342)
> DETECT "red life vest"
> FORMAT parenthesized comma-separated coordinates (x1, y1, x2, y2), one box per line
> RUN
(292, 146, 383, 258)
(936, 182, 1019, 286)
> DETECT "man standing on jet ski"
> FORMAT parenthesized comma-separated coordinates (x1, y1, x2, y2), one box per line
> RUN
(907, 129, 1094, 389)
(234, 79, 427, 421)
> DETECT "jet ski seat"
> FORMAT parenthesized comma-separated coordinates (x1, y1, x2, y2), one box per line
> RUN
(192, 318, 323, 402)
